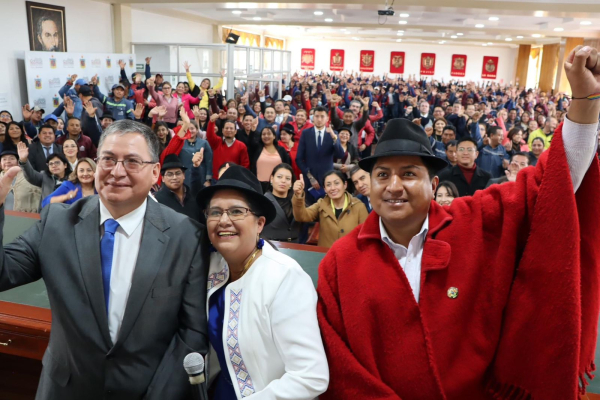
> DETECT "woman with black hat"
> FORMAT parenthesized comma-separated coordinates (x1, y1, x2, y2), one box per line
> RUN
(333, 126, 359, 179)
(198, 165, 329, 399)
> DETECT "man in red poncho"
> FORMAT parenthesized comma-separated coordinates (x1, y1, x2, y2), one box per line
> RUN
(317, 45, 600, 400)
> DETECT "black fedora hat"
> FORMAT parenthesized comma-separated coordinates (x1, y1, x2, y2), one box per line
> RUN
(359, 118, 448, 173)
(196, 165, 276, 225)
(161, 154, 187, 174)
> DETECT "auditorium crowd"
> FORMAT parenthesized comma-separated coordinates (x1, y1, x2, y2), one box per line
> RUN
(0, 55, 596, 247)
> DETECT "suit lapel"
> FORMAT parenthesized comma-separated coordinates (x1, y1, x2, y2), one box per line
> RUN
(110, 199, 170, 352)
(74, 197, 113, 347)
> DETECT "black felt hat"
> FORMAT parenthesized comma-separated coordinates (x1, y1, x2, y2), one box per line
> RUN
(196, 165, 276, 225)
(358, 118, 448, 172)
(161, 154, 187, 174)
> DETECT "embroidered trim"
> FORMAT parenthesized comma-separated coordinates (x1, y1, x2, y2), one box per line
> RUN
(227, 288, 255, 397)
(207, 265, 228, 290)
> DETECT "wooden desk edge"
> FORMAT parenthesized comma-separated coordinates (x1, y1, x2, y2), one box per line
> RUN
(0, 301, 51, 336)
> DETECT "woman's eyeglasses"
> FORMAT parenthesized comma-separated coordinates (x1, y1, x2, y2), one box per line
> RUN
(204, 207, 255, 221)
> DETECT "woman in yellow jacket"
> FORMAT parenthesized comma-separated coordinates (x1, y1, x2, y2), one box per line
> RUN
(184, 61, 224, 110)
(292, 170, 368, 248)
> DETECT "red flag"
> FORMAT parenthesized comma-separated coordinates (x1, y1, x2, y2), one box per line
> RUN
(420, 53, 436, 75)
(359, 50, 375, 73)
(450, 54, 467, 77)
(300, 49, 315, 70)
(482, 56, 499, 79)
(330, 49, 345, 71)
(390, 52, 405, 74)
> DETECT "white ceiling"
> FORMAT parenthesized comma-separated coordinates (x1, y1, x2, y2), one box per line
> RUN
(127, 0, 600, 47)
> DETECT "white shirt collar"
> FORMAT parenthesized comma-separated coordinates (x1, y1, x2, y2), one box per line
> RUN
(224, 137, 236, 147)
(379, 215, 429, 251)
(99, 198, 147, 237)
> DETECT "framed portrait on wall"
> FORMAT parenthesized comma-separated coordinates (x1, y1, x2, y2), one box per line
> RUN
(26, 2, 67, 52)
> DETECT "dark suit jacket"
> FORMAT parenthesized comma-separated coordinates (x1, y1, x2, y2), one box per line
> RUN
(295, 127, 345, 189)
(437, 164, 491, 197)
(0, 196, 208, 400)
(485, 175, 509, 188)
(357, 194, 372, 213)
(29, 142, 63, 172)
(261, 192, 301, 242)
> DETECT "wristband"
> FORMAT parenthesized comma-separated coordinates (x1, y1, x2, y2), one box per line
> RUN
(571, 93, 600, 100)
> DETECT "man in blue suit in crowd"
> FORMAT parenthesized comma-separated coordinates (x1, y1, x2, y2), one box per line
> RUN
(296, 106, 344, 201)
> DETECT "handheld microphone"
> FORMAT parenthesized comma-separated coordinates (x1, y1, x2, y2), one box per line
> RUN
(184, 352, 206, 400)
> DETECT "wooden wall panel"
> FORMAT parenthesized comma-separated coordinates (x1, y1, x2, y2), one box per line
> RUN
(538, 44, 560, 93)
(515, 44, 531, 87)
(556, 37, 584, 94)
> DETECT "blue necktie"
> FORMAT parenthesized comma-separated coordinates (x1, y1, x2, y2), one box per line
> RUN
(100, 219, 120, 313)
(317, 131, 322, 151)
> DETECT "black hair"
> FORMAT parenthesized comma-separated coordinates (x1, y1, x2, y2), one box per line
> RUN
(435, 180, 460, 198)
(218, 161, 237, 175)
(243, 113, 254, 120)
(45, 152, 72, 178)
(270, 163, 296, 191)
(313, 106, 328, 114)
(510, 151, 530, 164)
(445, 139, 458, 150)
(274, 100, 285, 105)
(531, 137, 545, 147)
(223, 120, 237, 130)
(323, 169, 347, 184)
(264, 105, 276, 113)
(456, 137, 478, 148)
(260, 126, 278, 146)
(39, 124, 56, 134)
(348, 165, 365, 179)
(489, 125, 503, 136)
(0, 110, 13, 121)
(442, 125, 457, 135)
(67, 117, 81, 123)
(6, 121, 27, 144)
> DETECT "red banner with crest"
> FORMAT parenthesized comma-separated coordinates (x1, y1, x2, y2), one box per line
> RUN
(359, 50, 375, 72)
(330, 49, 345, 71)
(420, 53, 436, 75)
(482, 56, 499, 79)
(389, 51, 405, 74)
(450, 54, 467, 77)
(300, 49, 315, 70)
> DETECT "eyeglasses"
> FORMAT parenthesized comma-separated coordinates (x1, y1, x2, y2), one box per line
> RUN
(48, 161, 63, 167)
(204, 207, 255, 221)
(457, 147, 476, 153)
(165, 171, 183, 178)
(96, 156, 155, 173)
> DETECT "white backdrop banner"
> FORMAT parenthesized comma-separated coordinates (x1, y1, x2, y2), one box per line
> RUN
(24, 51, 136, 114)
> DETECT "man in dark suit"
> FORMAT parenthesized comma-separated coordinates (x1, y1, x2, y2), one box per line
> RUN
(350, 166, 372, 213)
(0, 120, 207, 400)
(437, 137, 491, 197)
(29, 124, 62, 172)
(296, 106, 344, 201)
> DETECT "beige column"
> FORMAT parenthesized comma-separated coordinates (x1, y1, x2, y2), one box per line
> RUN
(113, 4, 132, 54)
(555, 37, 584, 94)
(538, 44, 559, 93)
(515, 45, 531, 87)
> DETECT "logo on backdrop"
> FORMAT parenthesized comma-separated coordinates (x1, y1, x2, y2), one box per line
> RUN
(50, 55, 57, 69)
(80, 56, 86, 68)
(485, 59, 496, 73)
(35, 76, 42, 89)
(302, 52, 314, 66)
(29, 58, 43, 68)
(422, 56, 434, 69)
(392, 55, 403, 68)
(33, 98, 47, 109)
(453, 57, 465, 71)
(63, 58, 74, 68)
(53, 94, 60, 107)
(106, 57, 112, 68)
(49, 77, 61, 88)
(361, 52, 373, 67)
(92, 58, 101, 68)
(332, 52, 343, 67)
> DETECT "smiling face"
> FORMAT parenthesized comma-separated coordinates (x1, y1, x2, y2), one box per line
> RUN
(207, 189, 265, 258)
(0, 112, 12, 123)
(67, 119, 81, 137)
(223, 121, 237, 139)
(156, 125, 169, 140)
(261, 128, 275, 146)
(47, 155, 66, 177)
(0, 154, 18, 170)
(62, 139, 78, 158)
(8, 124, 22, 143)
(163, 168, 184, 191)
(324, 173, 347, 201)
(279, 130, 292, 145)
(531, 139, 545, 155)
(162, 83, 172, 97)
(457, 140, 478, 168)
(351, 168, 371, 197)
(434, 120, 446, 133)
(264, 108, 276, 123)
(38, 127, 55, 146)
(176, 83, 185, 95)
(370, 155, 437, 229)
(95, 133, 159, 214)
(295, 110, 307, 126)
(433, 107, 444, 119)
(435, 185, 454, 207)
(338, 129, 350, 144)
(76, 160, 95, 185)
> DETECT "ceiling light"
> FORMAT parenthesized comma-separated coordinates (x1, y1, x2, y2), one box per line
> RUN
(396, 39, 402, 42)
(489, 17, 499, 21)
(340, 28, 346, 31)
(439, 41, 446, 44)
(253, 17, 261, 21)
(457, 33, 464, 36)
(505, 38, 513, 41)
(397, 30, 404, 32)
(532, 33, 542, 38)
(352, 37, 359, 40)
(475, 24, 485, 28)
(451, 35, 458, 39)
(232, 10, 242, 15)
(325, 18, 333, 22)
(399, 20, 408, 25)
(487, 42, 493, 45)
(482, 44, 488, 46)
(397, 32, 404, 36)
(580, 21, 592, 25)
(516, 35, 524, 38)
(534, 11, 544, 17)
(553, 27, 564, 31)
(344, 31, 350, 34)
(399, 13, 409, 18)
(314, 11, 323, 16)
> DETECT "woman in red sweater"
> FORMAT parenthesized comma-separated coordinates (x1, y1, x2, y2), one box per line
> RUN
(206, 113, 250, 179)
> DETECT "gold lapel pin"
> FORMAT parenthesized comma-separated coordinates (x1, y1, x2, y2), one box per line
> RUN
(447, 287, 458, 299)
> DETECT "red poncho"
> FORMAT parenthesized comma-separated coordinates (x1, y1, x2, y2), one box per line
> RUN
(317, 123, 600, 399)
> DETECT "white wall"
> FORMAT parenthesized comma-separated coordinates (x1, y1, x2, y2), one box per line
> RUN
(0, 0, 114, 117)
(288, 38, 518, 84)
(131, 10, 213, 44)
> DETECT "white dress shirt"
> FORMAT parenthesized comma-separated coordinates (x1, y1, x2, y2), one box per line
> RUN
(315, 128, 324, 148)
(99, 199, 147, 343)
(380, 117, 598, 302)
